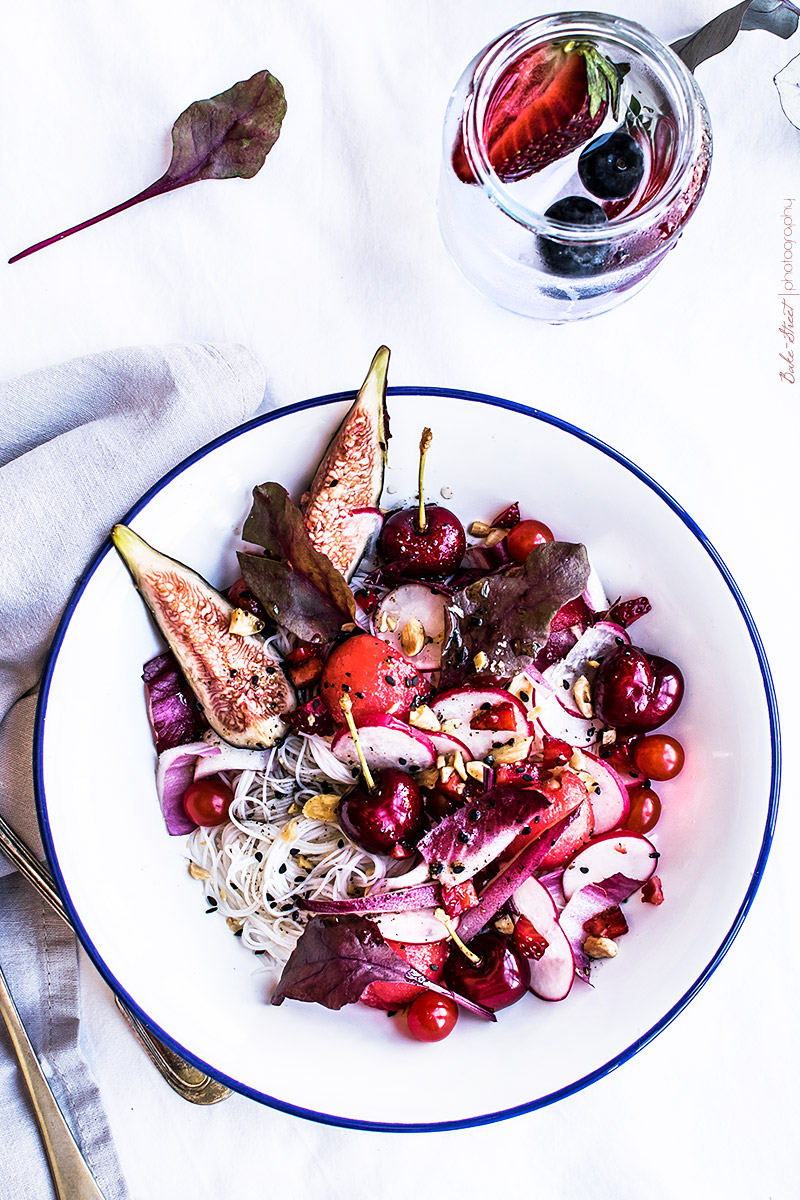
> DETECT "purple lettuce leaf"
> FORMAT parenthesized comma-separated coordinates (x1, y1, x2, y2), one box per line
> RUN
(154, 742, 222, 835)
(440, 542, 590, 685)
(271, 914, 495, 1020)
(416, 785, 552, 888)
(10, 70, 286, 264)
(558, 873, 644, 981)
(143, 651, 207, 753)
(456, 809, 581, 945)
(239, 482, 356, 641)
(300, 883, 440, 915)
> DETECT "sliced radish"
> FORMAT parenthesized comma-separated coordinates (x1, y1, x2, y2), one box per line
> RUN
(374, 583, 448, 670)
(542, 622, 630, 716)
(430, 687, 530, 759)
(512, 876, 575, 1001)
(534, 689, 601, 748)
(369, 907, 451, 944)
(582, 563, 609, 613)
(576, 752, 630, 834)
(428, 730, 471, 760)
(331, 716, 436, 773)
(537, 798, 595, 873)
(562, 831, 658, 901)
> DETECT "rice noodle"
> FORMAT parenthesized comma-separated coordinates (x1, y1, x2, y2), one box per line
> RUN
(185, 732, 391, 966)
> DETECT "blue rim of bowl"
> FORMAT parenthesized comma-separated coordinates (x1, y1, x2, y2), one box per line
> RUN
(34, 386, 781, 1133)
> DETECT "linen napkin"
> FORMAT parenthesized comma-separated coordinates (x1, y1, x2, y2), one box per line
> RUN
(0, 343, 266, 1200)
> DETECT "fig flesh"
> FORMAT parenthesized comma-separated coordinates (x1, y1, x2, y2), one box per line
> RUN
(301, 346, 389, 581)
(112, 525, 296, 749)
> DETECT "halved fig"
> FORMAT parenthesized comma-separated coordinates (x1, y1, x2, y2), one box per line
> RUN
(112, 525, 295, 749)
(301, 346, 389, 580)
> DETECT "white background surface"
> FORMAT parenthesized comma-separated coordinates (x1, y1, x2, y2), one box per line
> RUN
(1, 1, 798, 1197)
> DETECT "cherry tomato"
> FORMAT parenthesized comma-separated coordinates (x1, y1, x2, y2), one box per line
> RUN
(406, 991, 459, 1042)
(506, 519, 554, 563)
(632, 734, 685, 781)
(182, 777, 234, 827)
(626, 785, 662, 835)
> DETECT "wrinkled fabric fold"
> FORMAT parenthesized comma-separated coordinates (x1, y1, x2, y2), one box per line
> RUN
(0, 342, 266, 1200)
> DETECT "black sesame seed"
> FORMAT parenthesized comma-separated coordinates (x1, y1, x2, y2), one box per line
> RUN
(337, 839, 345, 849)
(355, 691, 365, 699)
(580, 866, 590, 874)
(399, 757, 407, 766)
(521, 826, 531, 835)
(480, 701, 491, 711)
(533, 815, 540, 824)
(229, 668, 237, 678)
(519, 691, 530, 703)
(430, 862, 444, 876)
(615, 637, 624, 646)
(457, 830, 470, 844)
(469, 808, 481, 821)
(453, 864, 465, 874)
(205, 895, 217, 907)
(234, 927, 243, 937)
(562, 680, 570, 690)
(254, 851, 263, 862)
(341, 683, 351, 693)
(384, 675, 396, 686)
(290, 848, 299, 856)
(278, 863, 287, 874)
(251, 675, 259, 687)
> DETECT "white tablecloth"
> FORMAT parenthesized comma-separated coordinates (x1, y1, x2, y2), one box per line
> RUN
(2, 2, 797, 1196)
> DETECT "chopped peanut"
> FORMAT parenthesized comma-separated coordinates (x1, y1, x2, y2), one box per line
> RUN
(188, 862, 211, 881)
(409, 704, 441, 733)
(572, 674, 594, 718)
(228, 607, 264, 636)
(491, 736, 533, 764)
(584, 935, 618, 959)
(400, 617, 426, 657)
(302, 793, 340, 821)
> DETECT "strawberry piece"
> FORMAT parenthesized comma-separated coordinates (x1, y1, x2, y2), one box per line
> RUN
(441, 880, 479, 920)
(284, 694, 336, 737)
(360, 939, 449, 1011)
(641, 875, 664, 905)
(485, 42, 624, 183)
(284, 643, 325, 689)
(583, 904, 629, 939)
(469, 700, 519, 732)
(494, 761, 544, 788)
(511, 914, 549, 961)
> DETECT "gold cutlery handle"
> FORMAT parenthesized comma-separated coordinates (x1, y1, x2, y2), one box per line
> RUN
(0, 816, 231, 1104)
(0, 961, 107, 1200)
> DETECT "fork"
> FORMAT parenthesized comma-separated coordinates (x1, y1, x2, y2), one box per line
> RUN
(0, 815, 231, 1104)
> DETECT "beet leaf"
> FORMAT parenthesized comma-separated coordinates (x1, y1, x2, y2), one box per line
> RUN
(441, 541, 590, 684)
(10, 69, 286, 264)
(239, 482, 356, 641)
(671, 1, 798, 72)
(271, 914, 495, 1020)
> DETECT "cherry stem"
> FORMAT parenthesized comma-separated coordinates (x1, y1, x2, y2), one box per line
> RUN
(339, 695, 376, 791)
(434, 907, 481, 964)
(416, 427, 432, 534)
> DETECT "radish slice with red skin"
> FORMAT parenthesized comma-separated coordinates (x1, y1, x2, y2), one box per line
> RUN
(576, 752, 631, 834)
(534, 689, 601, 748)
(512, 876, 575, 1001)
(428, 731, 472, 760)
(331, 715, 436, 773)
(373, 583, 448, 670)
(582, 563, 609, 613)
(542, 622, 631, 717)
(562, 831, 659, 901)
(430, 687, 531, 759)
(369, 907, 453, 944)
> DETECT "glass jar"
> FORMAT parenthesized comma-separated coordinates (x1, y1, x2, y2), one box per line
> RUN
(438, 12, 712, 321)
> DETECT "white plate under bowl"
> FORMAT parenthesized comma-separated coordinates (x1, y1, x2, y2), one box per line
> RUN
(35, 387, 780, 1130)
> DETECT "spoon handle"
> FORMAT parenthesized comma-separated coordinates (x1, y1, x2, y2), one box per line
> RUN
(0, 815, 231, 1104)
(0, 961, 107, 1200)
